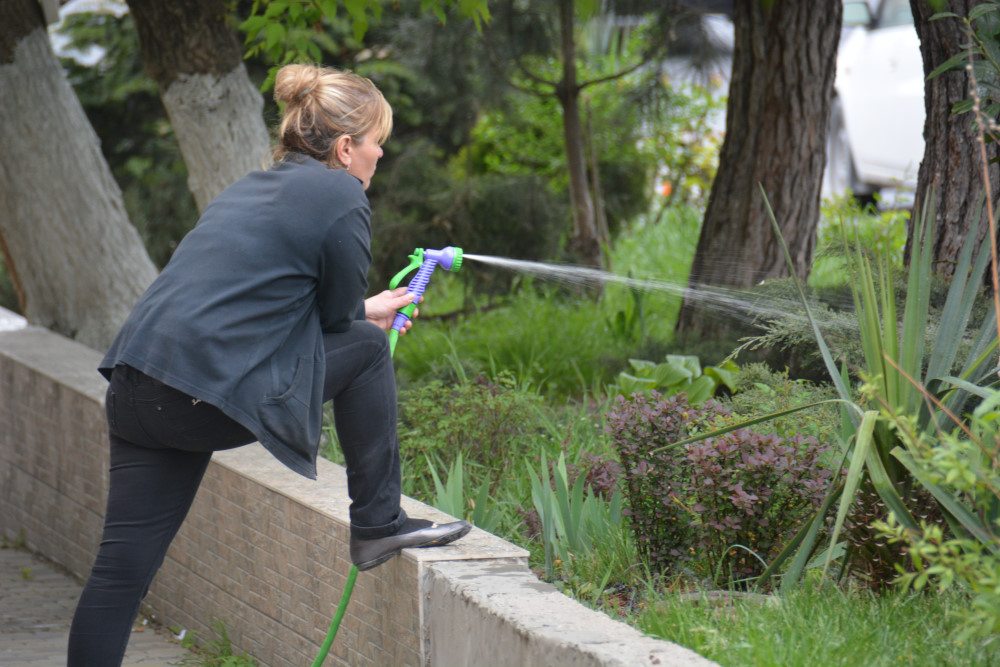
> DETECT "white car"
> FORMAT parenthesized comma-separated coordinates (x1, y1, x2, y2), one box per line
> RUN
(824, 0, 925, 201)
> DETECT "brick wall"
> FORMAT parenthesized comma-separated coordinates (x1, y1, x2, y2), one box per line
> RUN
(0, 321, 711, 667)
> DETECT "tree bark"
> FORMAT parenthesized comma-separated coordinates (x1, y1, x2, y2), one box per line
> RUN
(677, 0, 841, 335)
(557, 0, 604, 268)
(127, 0, 271, 212)
(0, 0, 157, 350)
(909, 0, 1000, 276)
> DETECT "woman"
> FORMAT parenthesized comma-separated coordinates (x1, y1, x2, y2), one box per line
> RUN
(68, 64, 470, 665)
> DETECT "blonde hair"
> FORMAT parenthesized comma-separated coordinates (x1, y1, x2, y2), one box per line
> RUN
(273, 64, 392, 167)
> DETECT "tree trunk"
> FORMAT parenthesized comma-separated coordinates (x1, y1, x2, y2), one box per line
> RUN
(0, 0, 157, 350)
(127, 0, 271, 212)
(585, 101, 611, 268)
(677, 0, 841, 335)
(557, 0, 604, 268)
(909, 0, 1000, 275)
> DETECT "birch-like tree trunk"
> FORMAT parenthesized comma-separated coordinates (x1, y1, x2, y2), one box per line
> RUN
(127, 0, 271, 212)
(0, 0, 157, 350)
(677, 0, 842, 335)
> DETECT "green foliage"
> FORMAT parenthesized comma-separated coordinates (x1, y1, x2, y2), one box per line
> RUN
(178, 620, 257, 666)
(872, 393, 1000, 638)
(746, 188, 998, 589)
(457, 97, 567, 187)
(603, 204, 702, 343)
(609, 354, 737, 405)
(637, 585, 1000, 667)
(394, 290, 633, 396)
(393, 204, 703, 396)
(643, 82, 724, 209)
(722, 363, 840, 444)
(427, 452, 503, 533)
(930, 1, 1000, 138)
(878, 514, 1000, 639)
(458, 91, 656, 237)
(240, 0, 490, 89)
(526, 450, 627, 583)
(397, 373, 544, 497)
(606, 392, 832, 586)
(439, 174, 567, 294)
(810, 195, 909, 289)
(455, 68, 689, 236)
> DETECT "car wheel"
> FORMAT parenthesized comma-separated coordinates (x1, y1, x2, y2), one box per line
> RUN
(823, 98, 875, 203)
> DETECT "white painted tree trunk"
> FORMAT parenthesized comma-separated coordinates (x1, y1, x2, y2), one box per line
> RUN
(0, 28, 157, 350)
(161, 66, 271, 212)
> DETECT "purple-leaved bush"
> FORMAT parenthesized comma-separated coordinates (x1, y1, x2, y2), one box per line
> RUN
(606, 391, 832, 585)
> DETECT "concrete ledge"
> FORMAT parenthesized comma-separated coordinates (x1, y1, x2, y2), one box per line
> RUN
(0, 322, 711, 666)
(425, 560, 712, 667)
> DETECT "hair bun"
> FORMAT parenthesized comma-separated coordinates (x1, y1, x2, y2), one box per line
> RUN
(274, 64, 322, 105)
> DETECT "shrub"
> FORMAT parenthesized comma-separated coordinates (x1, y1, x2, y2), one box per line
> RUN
(576, 453, 622, 500)
(684, 429, 832, 584)
(873, 395, 1000, 638)
(397, 372, 544, 498)
(606, 392, 833, 586)
(606, 392, 724, 571)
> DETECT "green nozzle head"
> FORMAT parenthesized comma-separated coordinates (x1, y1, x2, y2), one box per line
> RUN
(449, 247, 463, 273)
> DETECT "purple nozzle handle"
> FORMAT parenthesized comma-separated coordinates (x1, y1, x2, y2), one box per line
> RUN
(390, 247, 463, 334)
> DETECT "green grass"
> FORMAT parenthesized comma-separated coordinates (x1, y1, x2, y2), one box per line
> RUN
(636, 586, 999, 667)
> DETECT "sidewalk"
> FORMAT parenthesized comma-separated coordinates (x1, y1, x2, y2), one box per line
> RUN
(0, 547, 192, 666)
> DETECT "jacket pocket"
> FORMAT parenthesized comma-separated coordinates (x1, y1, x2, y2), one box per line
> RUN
(259, 356, 318, 450)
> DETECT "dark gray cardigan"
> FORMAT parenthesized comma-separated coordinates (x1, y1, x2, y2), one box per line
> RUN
(101, 154, 371, 478)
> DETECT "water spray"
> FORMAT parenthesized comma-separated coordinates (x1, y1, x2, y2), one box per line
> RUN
(313, 246, 463, 666)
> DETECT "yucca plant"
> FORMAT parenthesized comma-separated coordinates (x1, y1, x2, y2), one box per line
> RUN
(762, 188, 999, 587)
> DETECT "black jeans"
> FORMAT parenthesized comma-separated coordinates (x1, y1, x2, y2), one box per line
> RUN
(68, 321, 403, 666)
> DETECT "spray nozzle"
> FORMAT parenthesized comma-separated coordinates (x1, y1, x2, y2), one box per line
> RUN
(386, 246, 463, 354)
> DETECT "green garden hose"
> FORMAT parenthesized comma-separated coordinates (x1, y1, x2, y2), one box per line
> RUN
(311, 565, 357, 666)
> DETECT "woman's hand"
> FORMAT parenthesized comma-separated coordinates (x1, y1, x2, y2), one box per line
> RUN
(365, 287, 418, 333)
